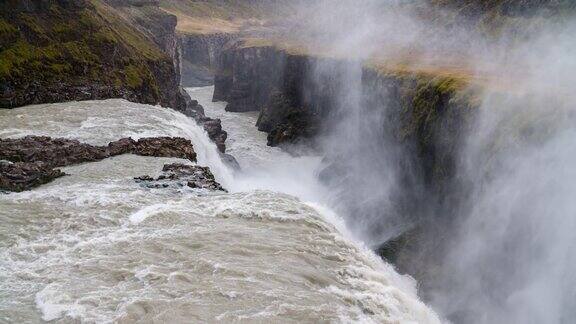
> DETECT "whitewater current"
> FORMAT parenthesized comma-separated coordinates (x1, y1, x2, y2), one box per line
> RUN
(0, 87, 439, 323)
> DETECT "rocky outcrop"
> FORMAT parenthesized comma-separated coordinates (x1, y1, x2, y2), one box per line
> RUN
(0, 136, 197, 166)
(131, 137, 197, 160)
(213, 42, 325, 147)
(135, 163, 225, 191)
(2, 136, 112, 166)
(198, 116, 228, 153)
(0, 136, 199, 191)
(178, 96, 229, 153)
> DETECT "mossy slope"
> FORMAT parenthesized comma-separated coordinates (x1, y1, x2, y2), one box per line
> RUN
(0, 0, 180, 108)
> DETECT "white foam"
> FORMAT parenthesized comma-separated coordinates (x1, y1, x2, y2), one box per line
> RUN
(35, 284, 85, 321)
(128, 203, 173, 225)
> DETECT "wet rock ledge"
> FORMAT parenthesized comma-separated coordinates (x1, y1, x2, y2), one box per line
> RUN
(135, 163, 225, 192)
(0, 136, 223, 192)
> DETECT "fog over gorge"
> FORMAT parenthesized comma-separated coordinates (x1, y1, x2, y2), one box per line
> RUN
(1, 0, 575, 323)
(284, 1, 576, 323)
(255, 1, 576, 322)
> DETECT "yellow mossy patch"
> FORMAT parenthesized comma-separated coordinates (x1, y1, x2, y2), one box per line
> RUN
(159, 0, 286, 35)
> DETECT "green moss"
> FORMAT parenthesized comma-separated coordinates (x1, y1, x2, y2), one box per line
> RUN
(39, 44, 61, 60)
(408, 81, 442, 140)
(92, 28, 119, 45)
(1, 0, 175, 107)
(78, 10, 99, 30)
(0, 41, 34, 77)
(63, 41, 99, 65)
(48, 62, 71, 74)
(52, 22, 80, 41)
(0, 18, 17, 34)
(400, 75, 465, 141)
(0, 40, 66, 78)
(0, 18, 20, 50)
(435, 77, 466, 94)
(113, 75, 123, 88)
(125, 64, 144, 89)
(18, 14, 46, 36)
(0, 59, 10, 78)
(91, 1, 165, 60)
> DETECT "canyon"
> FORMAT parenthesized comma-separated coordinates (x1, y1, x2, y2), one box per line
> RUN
(1, 0, 575, 323)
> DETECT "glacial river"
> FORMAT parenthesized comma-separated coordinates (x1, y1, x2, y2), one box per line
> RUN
(0, 87, 439, 323)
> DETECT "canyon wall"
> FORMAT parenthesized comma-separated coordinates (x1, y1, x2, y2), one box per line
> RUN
(212, 41, 479, 289)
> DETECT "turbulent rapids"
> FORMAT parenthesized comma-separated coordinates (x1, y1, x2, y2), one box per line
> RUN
(0, 87, 439, 323)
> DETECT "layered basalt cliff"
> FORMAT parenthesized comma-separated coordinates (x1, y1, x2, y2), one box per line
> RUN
(0, 0, 191, 110)
(213, 42, 324, 146)
(214, 42, 477, 203)
(214, 41, 476, 147)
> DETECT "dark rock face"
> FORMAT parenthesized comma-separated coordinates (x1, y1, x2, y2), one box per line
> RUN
(213, 42, 286, 113)
(213, 42, 323, 147)
(0, 136, 199, 191)
(135, 163, 225, 191)
(0, 161, 65, 192)
(1, 84, 161, 110)
(263, 93, 318, 147)
(179, 97, 228, 154)
(180, 95, 205, 119)
(199, 117, 228, 153)
(220, 153, 240, 170)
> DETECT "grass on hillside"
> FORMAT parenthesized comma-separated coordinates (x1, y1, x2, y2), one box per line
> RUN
(0, 0, 173, 105)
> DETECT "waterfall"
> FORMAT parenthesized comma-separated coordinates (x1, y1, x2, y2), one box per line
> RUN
(0, 96, 441, 323)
